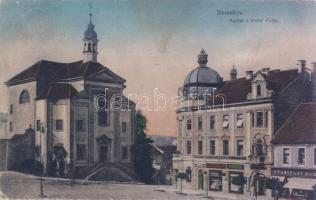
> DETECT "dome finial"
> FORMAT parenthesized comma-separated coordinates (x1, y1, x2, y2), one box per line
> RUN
(197, 48, 208, 67)
(89, 2, 93, 23)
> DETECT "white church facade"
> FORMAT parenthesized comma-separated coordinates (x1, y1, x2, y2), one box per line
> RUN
(5, 12, 136, 178)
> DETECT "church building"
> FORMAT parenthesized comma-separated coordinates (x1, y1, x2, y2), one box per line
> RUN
(5, 11, 136, 179)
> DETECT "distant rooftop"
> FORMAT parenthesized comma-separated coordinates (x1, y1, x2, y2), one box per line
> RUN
(149, 135, 176, 147)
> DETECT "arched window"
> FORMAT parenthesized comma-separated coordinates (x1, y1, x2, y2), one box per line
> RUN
(88, 43, 92, 51)
(19, 90, 30, 104)
(256, 85, 262, 96)
(256, 139, 264, 156)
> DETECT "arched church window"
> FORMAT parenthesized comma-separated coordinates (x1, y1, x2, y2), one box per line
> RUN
(19, 90, 30, 104)
(88, 43, 92, 51)
(256, 139, 264, 156)
(84, 43, 87, 51)
(256, 84, 261, 96)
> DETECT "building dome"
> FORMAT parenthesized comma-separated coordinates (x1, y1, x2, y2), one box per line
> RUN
(182, 49, 223, 98)
(84, 22, 97, 40)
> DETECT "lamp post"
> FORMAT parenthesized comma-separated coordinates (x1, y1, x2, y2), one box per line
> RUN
(39, 125, 45, 197)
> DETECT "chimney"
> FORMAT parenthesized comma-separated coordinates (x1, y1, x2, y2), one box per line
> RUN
(298, 60, 306, 73)
(261, 67, 270, 75)
(245, 70, 253, 80)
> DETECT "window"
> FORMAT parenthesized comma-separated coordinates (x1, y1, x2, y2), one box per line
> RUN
(186, 141, 191, 154)
(88, 43, 91, 51)
(197, 117, 203, 130)
(76, 119, 85, 132)
(256, 112, 264, 127)
(97, 95, 108, 126)
(256, 85, 262, 96)
(223, 140, 229, 155)
(55, 119, 63, 131)
(236, 114, 243, 128)
(198, 141, 203, 155)
(9, 122, 13, 132)
(36, 120, 41, 131)
(237, 140, 243, 156)
(210, 116, 215, 130)
(314, 149, 316, 165)
(186, 119, 192, 130)
(298, 148, 305, 165)
(186, 167, 192, 182)
(264, 111, 268, 127)
(19, 90, 30, 104)
(122, 122, 127, 133)
(251, 112, 255, 127)
(255, 139, 264, 156)
(76, 144, 86, 160)
(222, 115, 229, 129)
(122, 146, 128, 160)
(10, 104, 13, 114)
(283, 148, 290, 164)
(210, 140, 216, 155)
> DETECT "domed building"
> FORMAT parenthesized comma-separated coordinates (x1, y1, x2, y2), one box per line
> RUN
(182, 49, 223, 99)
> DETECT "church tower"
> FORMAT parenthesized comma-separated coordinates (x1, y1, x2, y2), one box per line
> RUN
(83, 8, 98, 63)
(230, 64, 237, 80)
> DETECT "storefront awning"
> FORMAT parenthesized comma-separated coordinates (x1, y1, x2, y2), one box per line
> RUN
(284, 177, 316, 190)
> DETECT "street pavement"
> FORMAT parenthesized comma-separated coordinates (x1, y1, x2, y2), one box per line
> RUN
(0, 171, 266, 200)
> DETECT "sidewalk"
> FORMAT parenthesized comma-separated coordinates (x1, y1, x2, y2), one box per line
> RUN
(0, 173, 9, 200)
(156, 185, 272, 200)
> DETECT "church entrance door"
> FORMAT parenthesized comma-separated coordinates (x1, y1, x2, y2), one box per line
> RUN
(99, 145, 109, 162)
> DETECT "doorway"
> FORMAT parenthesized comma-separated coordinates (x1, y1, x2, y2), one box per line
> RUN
(198, 170, 204, 190)
(99, 145, 109, 162)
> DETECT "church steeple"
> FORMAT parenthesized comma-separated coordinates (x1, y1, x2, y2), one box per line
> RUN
(230, 64, 237, 80)
(83, 3, 98, 63)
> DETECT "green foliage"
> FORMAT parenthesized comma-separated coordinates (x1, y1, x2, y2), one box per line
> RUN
(132, 111, 154, 184)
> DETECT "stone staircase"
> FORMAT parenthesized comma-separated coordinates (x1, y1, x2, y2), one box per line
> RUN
(84, 162, 140, 182)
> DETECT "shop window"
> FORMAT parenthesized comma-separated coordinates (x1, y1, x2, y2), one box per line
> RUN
(210, 116, 215, 129)
(229, 173, 244, 194)
(209, 171, 223, 191)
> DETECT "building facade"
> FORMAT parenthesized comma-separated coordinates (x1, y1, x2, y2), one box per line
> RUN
(271, 102, 316, 200)
(4, 12, 135, 177)
(173, 49, 311, 198)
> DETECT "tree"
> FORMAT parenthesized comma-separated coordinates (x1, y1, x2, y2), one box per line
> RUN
(132, 111, 154, 184)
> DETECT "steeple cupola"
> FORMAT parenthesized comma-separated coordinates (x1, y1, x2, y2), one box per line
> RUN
(197, 49, 208, 67)
(230, 64, 237, 80)
(83, 6, 98, 63)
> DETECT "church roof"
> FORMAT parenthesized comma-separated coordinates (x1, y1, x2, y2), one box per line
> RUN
(208, 69, 299, 105)
(5, 60, 126, 86)
(271, 102, 316, 144)
(37, 83, 78, 100)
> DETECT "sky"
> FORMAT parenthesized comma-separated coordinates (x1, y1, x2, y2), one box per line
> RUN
(0, 0, 316, 136)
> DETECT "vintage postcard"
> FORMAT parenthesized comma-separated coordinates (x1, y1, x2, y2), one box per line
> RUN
(0, 0, 315, 200)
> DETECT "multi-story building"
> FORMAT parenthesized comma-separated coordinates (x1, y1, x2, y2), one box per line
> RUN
(271, 102, 316, 199)
(4, 11, 136, 179)
(173, 49, 311, 198)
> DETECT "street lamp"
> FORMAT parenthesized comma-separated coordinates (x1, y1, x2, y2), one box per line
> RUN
(39, 125, 46, 197)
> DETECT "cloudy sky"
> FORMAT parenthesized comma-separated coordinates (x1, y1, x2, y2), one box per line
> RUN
(0, 0, 315, 136)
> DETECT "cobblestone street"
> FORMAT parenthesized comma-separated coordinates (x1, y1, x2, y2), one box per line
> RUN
(0, 172, 242, 200)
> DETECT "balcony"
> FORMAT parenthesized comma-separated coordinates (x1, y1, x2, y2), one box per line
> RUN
(193, 155, 247, 160)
